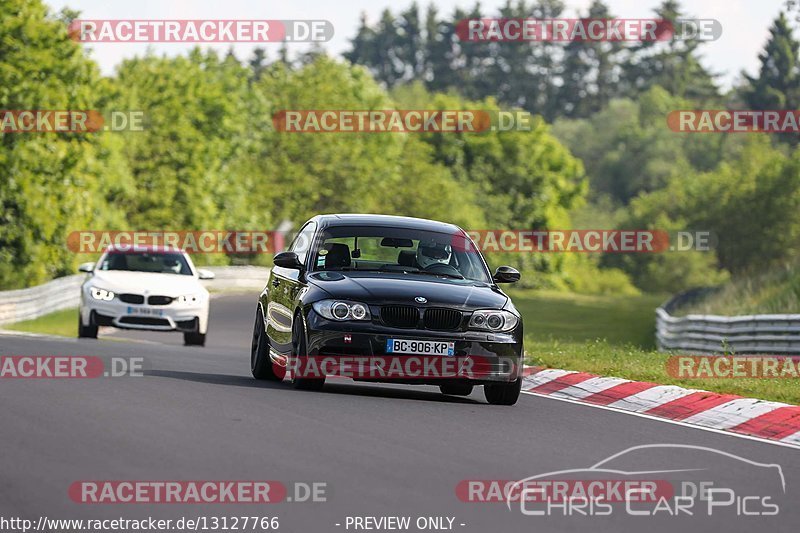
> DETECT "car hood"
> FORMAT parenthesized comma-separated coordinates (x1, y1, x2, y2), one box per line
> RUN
(86, 271, 205, 296)
(307, 271, 508, 310)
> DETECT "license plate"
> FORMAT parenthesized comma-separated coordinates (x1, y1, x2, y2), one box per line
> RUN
(386, 339, 454, 356)
(127, 306, 163, 316)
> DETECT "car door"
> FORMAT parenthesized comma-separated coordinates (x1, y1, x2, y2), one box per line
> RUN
(266, 221, 316, 354)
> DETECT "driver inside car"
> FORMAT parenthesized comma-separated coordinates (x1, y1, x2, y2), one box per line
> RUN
(416, 241, 452, 269)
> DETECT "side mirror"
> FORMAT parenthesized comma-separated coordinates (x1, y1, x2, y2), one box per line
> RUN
(273, 251, 304, 270)
(78, 262, 95, 273)
(197, 269, 215, 280)
(493, 266, 520, 284)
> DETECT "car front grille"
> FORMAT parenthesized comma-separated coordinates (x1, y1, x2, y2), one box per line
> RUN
(119, 293, 144, 304)
(119, 316, 170, 326)
(423, 308, 462, 331)
(148, 295, 173, 306)
(381, 305, 420, 328)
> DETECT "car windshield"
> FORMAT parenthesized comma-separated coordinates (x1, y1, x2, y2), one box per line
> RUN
(97, 251, 193, 276)
(310, 225, 491, 283)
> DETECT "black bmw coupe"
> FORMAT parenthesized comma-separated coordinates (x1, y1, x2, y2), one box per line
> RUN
(250, 214, 524, 405)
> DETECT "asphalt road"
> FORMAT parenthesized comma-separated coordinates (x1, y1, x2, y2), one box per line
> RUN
(1, 293, 798, 533)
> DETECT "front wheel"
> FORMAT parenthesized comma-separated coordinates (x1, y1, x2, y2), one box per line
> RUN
(291, 314, 325, 391)
(251, 307, 284, 380)
(484, 378, 522, 405)
(184, 331, 206, 346)
(77, 311, 98, 339)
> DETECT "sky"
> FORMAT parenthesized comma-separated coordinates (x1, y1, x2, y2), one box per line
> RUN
(44, 0, 792, 89)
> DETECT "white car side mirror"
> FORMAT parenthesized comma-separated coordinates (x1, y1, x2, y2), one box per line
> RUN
(78, 262, 95, 273)
(197, 269, 215, 280)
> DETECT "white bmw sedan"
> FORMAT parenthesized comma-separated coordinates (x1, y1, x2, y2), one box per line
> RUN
(78, 246, 214, 346)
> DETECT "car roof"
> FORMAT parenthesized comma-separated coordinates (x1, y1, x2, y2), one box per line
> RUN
(311, 214, 465, 234)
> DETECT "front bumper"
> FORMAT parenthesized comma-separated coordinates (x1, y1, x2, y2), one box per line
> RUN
(81, 297, 208, 333)
(301, 310, 523, 384)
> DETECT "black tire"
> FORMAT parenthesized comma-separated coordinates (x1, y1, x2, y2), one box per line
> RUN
(77, 311, 98, 339)
(291, 313, 325, 391)
(183, 331, 206, 346)
(484, 378, 522, 406)
(439, 383, 474, 396)
(251, 307, 283, 381)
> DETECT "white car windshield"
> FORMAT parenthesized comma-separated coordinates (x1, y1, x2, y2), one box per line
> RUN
(97, 251, 193, 275)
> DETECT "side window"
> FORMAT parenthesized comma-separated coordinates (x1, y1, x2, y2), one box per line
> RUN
(290, 222, 316, 266)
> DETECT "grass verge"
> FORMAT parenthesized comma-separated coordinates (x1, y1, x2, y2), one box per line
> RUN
(677, 262, 799, 315)
(4, 307, 78, 338)
(507, 289, 667, 348)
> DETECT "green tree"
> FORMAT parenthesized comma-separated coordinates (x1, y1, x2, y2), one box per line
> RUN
(110, 50, 254, 237)
(556, 0, 624, 118)
(0, 0, 133, 288)
(607, 136, 800, 291)
(553, 87, 744, 204)
(742, 12, 800, 112)
(622, 1, 719, 101)
(249, 47, 268, 81)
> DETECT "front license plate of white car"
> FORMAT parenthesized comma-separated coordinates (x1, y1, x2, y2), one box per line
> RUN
(127, 306, 163, 316)
(386, 339, 455, 356)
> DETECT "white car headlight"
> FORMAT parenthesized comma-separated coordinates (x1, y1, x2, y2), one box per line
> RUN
(312, 300, 371, 321)
(90, 287, 115, 301)
(468, 310, 519, 332)
(177, 294, 202, 304)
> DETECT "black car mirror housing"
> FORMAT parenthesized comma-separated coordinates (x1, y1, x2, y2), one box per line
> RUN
(273, 251, 304, 270)
(493, 266, 521, 284)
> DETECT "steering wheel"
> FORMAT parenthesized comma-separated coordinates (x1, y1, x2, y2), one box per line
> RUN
(423, 263, 461, 277)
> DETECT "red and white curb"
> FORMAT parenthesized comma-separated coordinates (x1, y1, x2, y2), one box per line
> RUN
(521, 366, 800, 448)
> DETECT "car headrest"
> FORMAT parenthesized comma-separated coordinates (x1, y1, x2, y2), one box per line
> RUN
(397, 249, 417, 268)
(108, 254, 128, 269)
(324, 243, 351, 269)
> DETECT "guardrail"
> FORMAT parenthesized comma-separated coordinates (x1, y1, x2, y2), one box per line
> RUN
(0, 266, 269, 326)
(656, 289, 800, 354)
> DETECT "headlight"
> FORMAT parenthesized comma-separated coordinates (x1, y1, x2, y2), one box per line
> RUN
(90, 287, 115, 301)
(468, 309, 519, 332)
(312, 300, 371, 321)
(177, 294, 201, 304)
